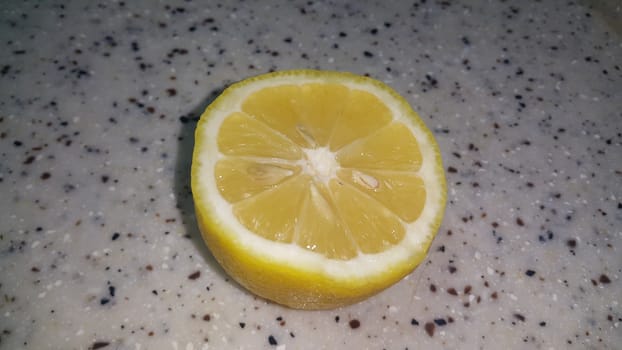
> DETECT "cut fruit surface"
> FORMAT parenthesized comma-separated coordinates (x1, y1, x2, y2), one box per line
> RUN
(192, 70, 446, 309)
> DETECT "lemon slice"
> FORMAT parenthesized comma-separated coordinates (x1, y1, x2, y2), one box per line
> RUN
(191, 70, 446, 309)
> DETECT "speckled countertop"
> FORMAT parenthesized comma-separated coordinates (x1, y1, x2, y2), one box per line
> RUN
(1, 1, 621, 349)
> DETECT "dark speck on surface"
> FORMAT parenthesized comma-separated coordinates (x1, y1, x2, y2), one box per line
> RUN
(90, 342, 110, 350)
(268, 335, 278, 346)
(188, 271, 201, 280)
(434, 318, 447, 326)
(424, 322, 435, 337)
(599, 274, 611, 284)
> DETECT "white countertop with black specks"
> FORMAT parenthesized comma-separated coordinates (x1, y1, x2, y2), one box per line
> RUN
(1, 1, 620, 349)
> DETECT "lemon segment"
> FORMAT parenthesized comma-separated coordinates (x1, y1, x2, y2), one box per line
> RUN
(232, 175, 310, 243)
(329, 180, 405, 254)
(328, 90, 393, 151)
(215, 158, 300, 203)
(292, 83, 350, 146)
(337, 168, 426, 222)
(295, 184, 356, 260)
(242, 85, 314, 148)
(217, 112, 302, 159)
(336, 122, 422, 171)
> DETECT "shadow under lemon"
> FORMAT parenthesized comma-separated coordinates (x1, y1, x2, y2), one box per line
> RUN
(173, 86, 251, 296)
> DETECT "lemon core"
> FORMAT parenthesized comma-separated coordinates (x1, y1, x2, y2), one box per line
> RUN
(301, 147, 338, 184)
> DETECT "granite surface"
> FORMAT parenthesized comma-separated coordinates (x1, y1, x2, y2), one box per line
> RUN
(1, 1, 621, 349)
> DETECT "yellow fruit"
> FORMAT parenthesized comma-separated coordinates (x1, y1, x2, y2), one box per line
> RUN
(191, 70, 446, 309)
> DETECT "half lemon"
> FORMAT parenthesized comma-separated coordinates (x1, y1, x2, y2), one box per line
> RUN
(191, 70, 446, 309)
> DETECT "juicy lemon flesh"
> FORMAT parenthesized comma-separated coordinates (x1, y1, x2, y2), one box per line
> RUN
(216, 83, 424, 260)
(193, 70, 446, 309)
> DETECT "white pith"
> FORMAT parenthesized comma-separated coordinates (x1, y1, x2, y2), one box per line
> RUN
(193, 73, 445, 279)
(300, 147, 338, 186)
